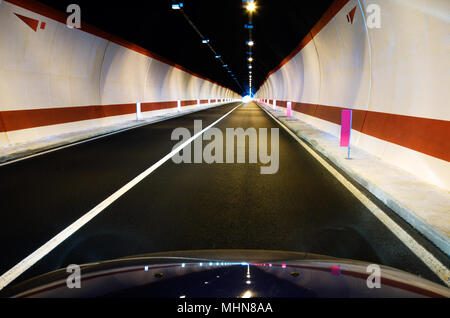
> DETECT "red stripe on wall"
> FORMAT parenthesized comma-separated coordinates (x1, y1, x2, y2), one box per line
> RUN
(314, 105, 342, 124)
(0, 112, 7, 133)
(181, 100, 197, 107)
(292, 102, 317, 117)
(141, 101, 178, 112)
(0, 100, 202, 132)
(362, 111, 450, 163)
(0, 104, 136, 132)
(276, 100, 287, 108)
(276, 101, 450, 162)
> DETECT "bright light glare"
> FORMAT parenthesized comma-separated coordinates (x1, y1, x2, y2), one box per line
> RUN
(241, 290, 252, 298)
(242, 96, 252, 103)
(246, 1, 256, 12)
(247, 41, 254, 46)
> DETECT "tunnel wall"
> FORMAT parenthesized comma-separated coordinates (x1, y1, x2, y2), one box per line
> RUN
(0, 0, 239, 147)
(255, 0, 450, 190)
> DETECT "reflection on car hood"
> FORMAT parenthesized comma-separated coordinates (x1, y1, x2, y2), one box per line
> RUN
(3, 250, 449, 298)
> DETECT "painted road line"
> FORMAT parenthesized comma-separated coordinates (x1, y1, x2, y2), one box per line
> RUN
(259, 103, 450, 287)
(0, 104, 242, 291)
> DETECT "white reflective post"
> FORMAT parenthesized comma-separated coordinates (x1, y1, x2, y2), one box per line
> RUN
(136, 102, 141, 120)
(177, 100, 181, 112)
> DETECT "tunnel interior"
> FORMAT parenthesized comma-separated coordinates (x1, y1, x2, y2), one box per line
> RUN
(0, 0, 449, 298)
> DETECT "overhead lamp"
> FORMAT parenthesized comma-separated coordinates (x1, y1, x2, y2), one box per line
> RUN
(202, 39, 210, 44)
(248, 57, 253, 62)
(215, 55, 221, 59)
(247, 41, 254, 46)
(172, 2, 183, 10)
(246, 1, 257, 13)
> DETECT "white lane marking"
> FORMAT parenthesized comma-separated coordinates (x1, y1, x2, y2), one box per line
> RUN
(259, 104, 450, 287)
(0, 103, 233, 167)
(0, 104, 242, 291)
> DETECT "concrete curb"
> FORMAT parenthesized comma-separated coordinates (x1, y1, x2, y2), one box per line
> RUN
(258, 103, 450, 257)
(0, 102, 230, 166)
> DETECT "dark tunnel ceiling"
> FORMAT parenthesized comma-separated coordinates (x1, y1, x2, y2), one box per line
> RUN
(37, 0, 334, 96)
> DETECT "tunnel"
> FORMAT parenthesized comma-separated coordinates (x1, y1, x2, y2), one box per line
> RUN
(0, 0, 449, 300)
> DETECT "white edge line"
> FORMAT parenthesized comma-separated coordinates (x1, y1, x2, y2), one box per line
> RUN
(0, 103, 242, 291)
(258, 103, 450, 287)
(0, 102, 234, 167)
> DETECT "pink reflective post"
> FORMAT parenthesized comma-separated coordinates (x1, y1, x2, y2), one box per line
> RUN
(340, 109, 353, 158)
(287, 101, 292, 117)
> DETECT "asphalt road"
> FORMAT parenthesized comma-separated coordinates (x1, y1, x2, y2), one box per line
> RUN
(0, 102, 448, 289)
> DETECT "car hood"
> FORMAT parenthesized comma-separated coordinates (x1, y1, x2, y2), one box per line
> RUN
(3, 250, 449, 298)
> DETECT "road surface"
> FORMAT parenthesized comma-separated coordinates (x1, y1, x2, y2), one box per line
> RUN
(0, 102, 448, 289)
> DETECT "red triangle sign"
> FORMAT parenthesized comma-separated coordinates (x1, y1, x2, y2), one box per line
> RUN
(348, 6, 357, 24)
(14, 13, 39, 32)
